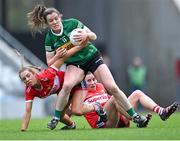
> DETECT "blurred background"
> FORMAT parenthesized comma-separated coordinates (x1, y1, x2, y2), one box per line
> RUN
(0, 0, 180, 119)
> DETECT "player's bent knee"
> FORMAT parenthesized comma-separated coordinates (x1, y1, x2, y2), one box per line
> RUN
(132, 90, 144, 97)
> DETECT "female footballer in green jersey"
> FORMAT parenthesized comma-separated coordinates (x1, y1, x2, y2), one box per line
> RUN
(27, 5, 149, 130)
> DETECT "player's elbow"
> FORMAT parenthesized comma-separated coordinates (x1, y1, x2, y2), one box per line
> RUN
(92, 34, 97, 40)
(89, 33, 97, 40)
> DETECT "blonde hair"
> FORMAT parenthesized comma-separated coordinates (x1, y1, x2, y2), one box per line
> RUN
(19, 66, 41, 81)
(15, 49, 41, 80)
(27, 4, 62, 34)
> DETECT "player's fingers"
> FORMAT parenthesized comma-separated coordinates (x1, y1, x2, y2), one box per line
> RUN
(79, 38, 89, 47)
(56, 47, 66, 52)
(73, 36, 82, 41)
(56, 48, 67, 57)
(21, 129, 26, 132)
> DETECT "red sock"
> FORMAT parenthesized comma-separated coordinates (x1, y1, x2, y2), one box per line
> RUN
(153, 105, 164, 115)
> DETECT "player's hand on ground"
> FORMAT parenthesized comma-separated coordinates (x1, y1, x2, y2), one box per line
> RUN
(21, 128, 27, 132)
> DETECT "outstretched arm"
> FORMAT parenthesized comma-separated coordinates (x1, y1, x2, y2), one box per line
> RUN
(21, 102, 33, 131)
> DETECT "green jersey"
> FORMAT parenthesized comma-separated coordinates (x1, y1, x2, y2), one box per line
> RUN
(45, 18, 97, 65)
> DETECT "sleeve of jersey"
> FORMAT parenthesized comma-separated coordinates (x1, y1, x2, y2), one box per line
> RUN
(45, 31, 55, 52)
(71, 18, 84, 29)
(25, 89, 35, 102)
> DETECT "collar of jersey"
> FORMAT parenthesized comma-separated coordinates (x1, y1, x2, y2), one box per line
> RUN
(51, 22, 63, 36)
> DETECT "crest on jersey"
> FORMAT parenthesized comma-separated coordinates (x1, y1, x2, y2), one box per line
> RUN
(40, 78, 49, 81)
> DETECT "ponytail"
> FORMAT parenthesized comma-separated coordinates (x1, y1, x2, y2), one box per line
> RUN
(27, 4, 47, 35)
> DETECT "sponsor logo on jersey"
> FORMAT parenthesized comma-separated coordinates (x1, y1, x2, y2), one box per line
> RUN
(84, 94, 109, 104)
(61, 41, 74, 50)
(40, 78, 49, 81)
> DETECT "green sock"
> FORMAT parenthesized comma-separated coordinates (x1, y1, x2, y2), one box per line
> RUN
(127, 108, 136, 117)
(55, 110, 62, 119)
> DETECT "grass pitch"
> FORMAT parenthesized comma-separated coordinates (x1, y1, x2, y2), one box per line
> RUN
(0, 112, 180, 140)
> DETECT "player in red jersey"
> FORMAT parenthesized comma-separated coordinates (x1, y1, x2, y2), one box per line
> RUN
(83, 72, 179, 128)
(19, 42, 104, 131)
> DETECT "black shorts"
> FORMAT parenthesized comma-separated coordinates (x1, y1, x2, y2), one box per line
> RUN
(68, 51, 104, 74)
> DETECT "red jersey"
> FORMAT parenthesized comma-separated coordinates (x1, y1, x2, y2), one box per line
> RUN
(25, 67, 64, 102)
(84, 83, 130, 128)
(84, 83, 110, 128)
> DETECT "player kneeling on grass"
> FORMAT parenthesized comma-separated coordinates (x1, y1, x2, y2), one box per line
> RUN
(82, 72, 179, 128)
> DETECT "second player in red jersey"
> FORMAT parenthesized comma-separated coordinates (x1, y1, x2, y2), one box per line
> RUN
(83, 72, 178, 128)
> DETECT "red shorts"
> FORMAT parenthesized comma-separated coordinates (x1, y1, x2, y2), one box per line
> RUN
(84, 112, 99, 128)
